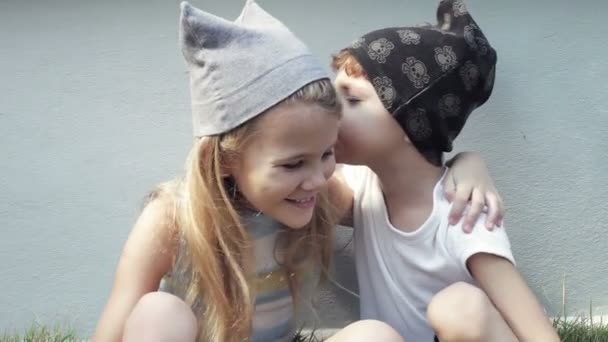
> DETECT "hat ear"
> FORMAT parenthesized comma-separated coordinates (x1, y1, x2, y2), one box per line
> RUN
(436, 0, 457, 31)
(439, 11, 453, 31)
(236, 0, 279, 26)
(179, 1, 239, 63)
(436, 0, 474, 31)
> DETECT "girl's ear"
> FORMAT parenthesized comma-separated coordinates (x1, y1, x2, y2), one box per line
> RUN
(198, 135, 240, 178)
(197, 137, 213, 161)
(212, 138, 238, 178)
(197, 137, 229, 176)
(220, 160, 234, 179)
(221, 157, 243, 201)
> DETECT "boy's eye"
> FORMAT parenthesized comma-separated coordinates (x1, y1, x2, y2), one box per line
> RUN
(282, 160, 304, 170)
(346, 97, 361, 106)
(322, 149, 334, 160)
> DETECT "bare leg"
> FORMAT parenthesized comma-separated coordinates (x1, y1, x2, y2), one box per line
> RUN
(427, 282, 518, 342)
(123, 292, 198, 342)
(327, 320, 405, 342)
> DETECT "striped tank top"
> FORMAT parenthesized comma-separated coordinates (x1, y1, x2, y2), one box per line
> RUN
(159, 212, 308, 341)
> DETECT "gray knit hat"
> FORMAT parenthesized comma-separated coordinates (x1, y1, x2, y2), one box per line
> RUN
(180, 0, 329, 137)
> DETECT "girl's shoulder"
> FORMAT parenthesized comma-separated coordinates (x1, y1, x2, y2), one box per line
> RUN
(131, 179, 184, 261)
(101, 180, 184, 310)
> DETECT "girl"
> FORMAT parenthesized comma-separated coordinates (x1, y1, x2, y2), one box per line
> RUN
(93, 2, 502, 341)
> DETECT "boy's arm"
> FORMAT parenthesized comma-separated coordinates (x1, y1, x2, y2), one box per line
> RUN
(331, 154, 502, 229)
(445, 152, 504, 232)
(469, 253, 560, 342)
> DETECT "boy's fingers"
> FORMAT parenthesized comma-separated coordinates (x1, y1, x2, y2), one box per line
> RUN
(444, 191, 454, 202)
(496, 207, 505, 228)
(448, 186, 471, 225)
(484, 192, 500, 229)
(496, 195, 505, 227)
(463, 189, 484, 233)
(443, 173, 457, 202)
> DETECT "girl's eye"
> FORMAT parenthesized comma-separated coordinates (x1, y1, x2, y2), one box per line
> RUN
(282, 160, 304, 170)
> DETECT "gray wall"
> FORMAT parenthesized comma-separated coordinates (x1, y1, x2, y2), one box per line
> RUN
(1, 0, 607, 336)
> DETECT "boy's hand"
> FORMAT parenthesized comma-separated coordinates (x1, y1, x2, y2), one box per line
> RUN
(443, 152, 504, 233)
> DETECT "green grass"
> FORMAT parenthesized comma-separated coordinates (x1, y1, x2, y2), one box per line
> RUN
(551, 277, 608, 341)
(291, 317, 608, 341)
(3, 315, 608, 341)
(1, 322, 79, 342)
(553, 316, 608, 342)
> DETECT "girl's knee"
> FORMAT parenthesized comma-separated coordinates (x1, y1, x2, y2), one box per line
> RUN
(356, 320, 404, 342)
(330, 320, 404, 342)
(427, 282, 492, 342)
(124, 292, 198, 342)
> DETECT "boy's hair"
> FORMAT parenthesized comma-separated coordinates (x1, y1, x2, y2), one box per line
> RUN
(332, 49, 368, 79)
(335, 0, 497, 165)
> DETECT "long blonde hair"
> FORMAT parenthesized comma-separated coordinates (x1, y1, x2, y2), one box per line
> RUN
(154, 79, 341, 342)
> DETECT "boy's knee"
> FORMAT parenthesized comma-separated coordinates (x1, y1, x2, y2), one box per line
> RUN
(331, 320, 404, 342)
(124, 292, 198, 342)
(427, 282, 492, 342)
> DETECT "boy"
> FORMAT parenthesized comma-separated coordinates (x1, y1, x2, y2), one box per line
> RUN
(331, 0, 559, 341)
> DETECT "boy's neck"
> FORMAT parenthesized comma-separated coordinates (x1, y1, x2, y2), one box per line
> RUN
(367, 144, 444, 232)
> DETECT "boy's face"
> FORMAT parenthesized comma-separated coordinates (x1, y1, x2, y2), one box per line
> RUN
(333, 69, 407, 165)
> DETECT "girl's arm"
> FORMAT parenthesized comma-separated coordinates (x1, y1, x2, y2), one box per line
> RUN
(92, 197, 178, 342)
(445, 152, 504, 232)
(469, 253, 560, 342)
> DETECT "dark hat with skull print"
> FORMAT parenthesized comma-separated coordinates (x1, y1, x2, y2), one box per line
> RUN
(346, 0, 497, 165)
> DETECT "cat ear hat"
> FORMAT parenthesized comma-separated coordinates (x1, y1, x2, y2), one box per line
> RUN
(180, 0, 329, 137)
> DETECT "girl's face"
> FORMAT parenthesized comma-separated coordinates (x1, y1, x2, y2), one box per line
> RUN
(230, 102, 339, 229)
